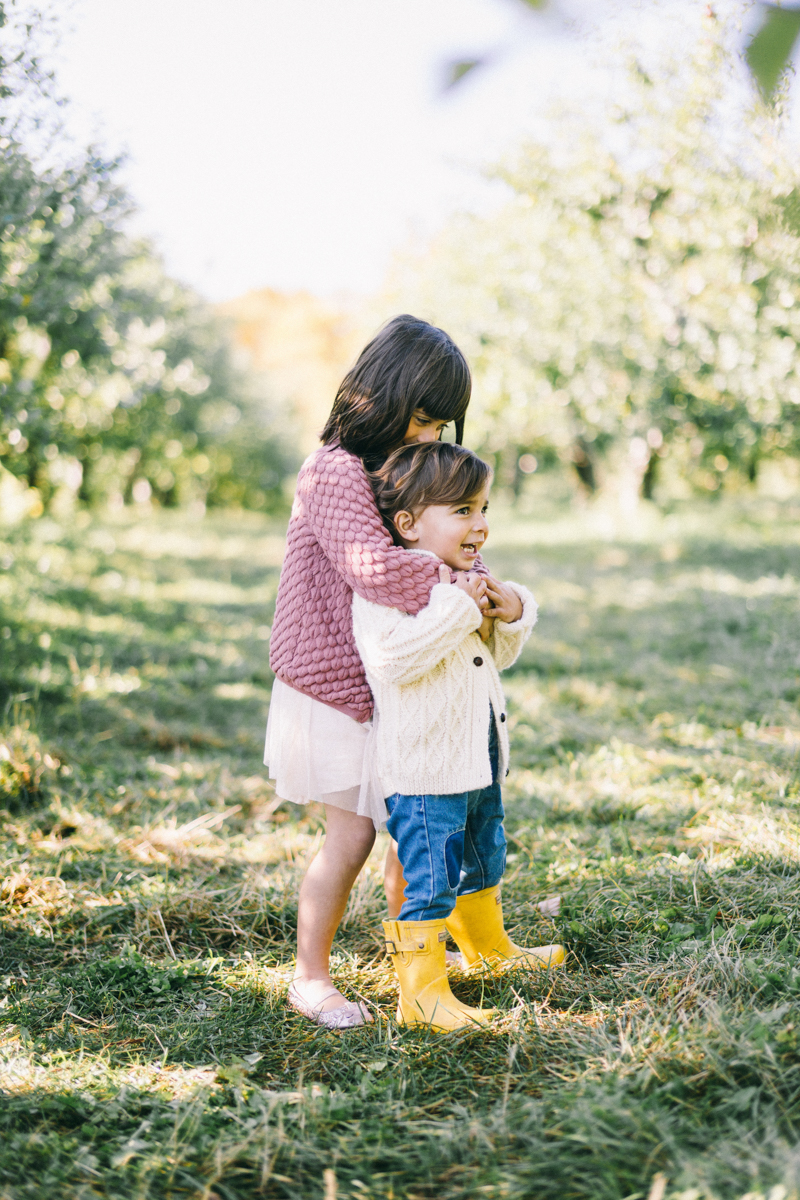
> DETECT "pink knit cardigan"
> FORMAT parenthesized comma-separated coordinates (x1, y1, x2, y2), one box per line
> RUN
(270, 443, 465, 723)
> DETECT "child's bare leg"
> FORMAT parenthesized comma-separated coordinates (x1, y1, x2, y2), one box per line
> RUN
(293, 805, 376, 1011)
(384, 839, 407, 919)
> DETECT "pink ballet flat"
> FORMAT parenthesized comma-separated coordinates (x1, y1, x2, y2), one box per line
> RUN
(287, 982, 373, 1029)
(537, 895, 561, 919)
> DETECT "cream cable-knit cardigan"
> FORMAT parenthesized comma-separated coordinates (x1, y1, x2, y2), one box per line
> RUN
(352, 571, 537, 798)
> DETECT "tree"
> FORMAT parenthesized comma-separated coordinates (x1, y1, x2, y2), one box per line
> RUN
(448, 2, 798, 114)
(0, 1, 297, 514)
(395, 11, 800, 499)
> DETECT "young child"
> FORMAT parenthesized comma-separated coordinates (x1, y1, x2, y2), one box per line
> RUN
(266, 315, 491, 1028)
(353, 441, 566, 1031)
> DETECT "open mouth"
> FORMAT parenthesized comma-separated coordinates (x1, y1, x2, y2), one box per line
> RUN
(460, 542, 482, 557)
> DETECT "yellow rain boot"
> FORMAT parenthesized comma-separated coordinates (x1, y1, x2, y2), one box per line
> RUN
(383, 918, 496, 1031)
(446, 885, 566, 974)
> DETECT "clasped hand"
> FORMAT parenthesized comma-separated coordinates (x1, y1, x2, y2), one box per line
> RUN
(438, 565, 523, 640)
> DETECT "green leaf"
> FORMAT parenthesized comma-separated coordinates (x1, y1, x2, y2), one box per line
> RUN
(746, 4, 800, 100)
(776, 187, 800, 233)
(778, 932, 798, 956)
(444, 58, 485, 89)
(750, 911, 783, 935)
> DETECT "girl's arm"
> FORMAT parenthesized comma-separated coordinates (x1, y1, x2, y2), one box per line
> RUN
(488, 582, 538, 671)
(353, 583, 482, 687)
(299, 448, 486, 616)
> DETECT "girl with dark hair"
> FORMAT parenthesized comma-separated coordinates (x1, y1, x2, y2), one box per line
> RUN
(319, 313, 471, 465)
(266, 315, 484, 1028)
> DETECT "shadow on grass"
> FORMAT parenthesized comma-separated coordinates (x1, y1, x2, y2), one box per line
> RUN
(1, 505, 800, 1196)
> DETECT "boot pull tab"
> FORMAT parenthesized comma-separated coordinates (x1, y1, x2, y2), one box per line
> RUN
(385, 936, 432, 957)
(438, 930, 448, 942)
(496, 891, 502, 905)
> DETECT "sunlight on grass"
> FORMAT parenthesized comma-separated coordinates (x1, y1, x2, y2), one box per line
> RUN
(1, 501, 799, 1198)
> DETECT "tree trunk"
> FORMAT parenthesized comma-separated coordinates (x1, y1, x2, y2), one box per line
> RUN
(78, 454, 92, 504)
(571, 439, 597, 493)
(26, 448, 39, 491)
(642, 452, 658, 499)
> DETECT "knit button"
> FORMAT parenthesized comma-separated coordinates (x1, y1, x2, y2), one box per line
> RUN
(500, 713, 506, 722)
(473, 656, 483, 666)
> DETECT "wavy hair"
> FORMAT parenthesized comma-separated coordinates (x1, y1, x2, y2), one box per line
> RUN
(370, 441, 491, 542)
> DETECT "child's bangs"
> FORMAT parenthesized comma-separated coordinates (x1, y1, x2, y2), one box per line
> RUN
(415, 351, 471, 430)
(372, 442, 491, 536)
(322, 315, 472, 460)
(418, 452, 491, 509)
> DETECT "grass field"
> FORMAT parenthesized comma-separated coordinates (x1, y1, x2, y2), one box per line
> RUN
(1, 496, 800, 1200)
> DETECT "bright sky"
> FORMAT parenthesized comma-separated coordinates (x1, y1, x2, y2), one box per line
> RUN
(53, 0, 716, 303)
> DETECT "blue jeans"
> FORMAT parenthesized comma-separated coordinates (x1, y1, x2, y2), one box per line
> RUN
(385, 718, 506, 922)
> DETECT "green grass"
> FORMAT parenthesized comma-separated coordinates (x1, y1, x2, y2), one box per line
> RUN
(1, 496, 800, 1200)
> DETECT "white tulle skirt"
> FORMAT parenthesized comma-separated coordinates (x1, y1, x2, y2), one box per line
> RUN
(264, 678, 387, 829)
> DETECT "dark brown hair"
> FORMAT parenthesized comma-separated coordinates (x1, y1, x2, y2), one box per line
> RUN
(371, 441, 491, 542)
(321, 314, 471, 468)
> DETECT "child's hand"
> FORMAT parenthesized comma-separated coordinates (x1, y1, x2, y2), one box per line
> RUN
(478, 614, 495, 642)
(440, 564, 487, 610)
(455, 571, 488, 609)
(483, 575, 523, 623)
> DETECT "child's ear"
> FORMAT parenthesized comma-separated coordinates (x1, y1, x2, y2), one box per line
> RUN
(393, 509, 418, 542)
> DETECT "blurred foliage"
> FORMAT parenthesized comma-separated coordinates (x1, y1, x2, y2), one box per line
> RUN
(397, 10, 800, 501)
(217, 288, 364, 457)
(746, 3, 800, 101)
(446, 2, 796, 136)
(0, 1, 298, 516)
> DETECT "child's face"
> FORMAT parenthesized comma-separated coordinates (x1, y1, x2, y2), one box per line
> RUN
(403, 409, 450, 445)
(394, 484, 490, 571)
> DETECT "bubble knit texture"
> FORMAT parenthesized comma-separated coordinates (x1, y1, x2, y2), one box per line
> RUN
(270, 443, 484, 723)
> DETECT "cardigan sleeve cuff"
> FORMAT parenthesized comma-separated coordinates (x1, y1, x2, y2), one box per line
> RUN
(494, 583, 538, 635)
(429, 581, 484, 630)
